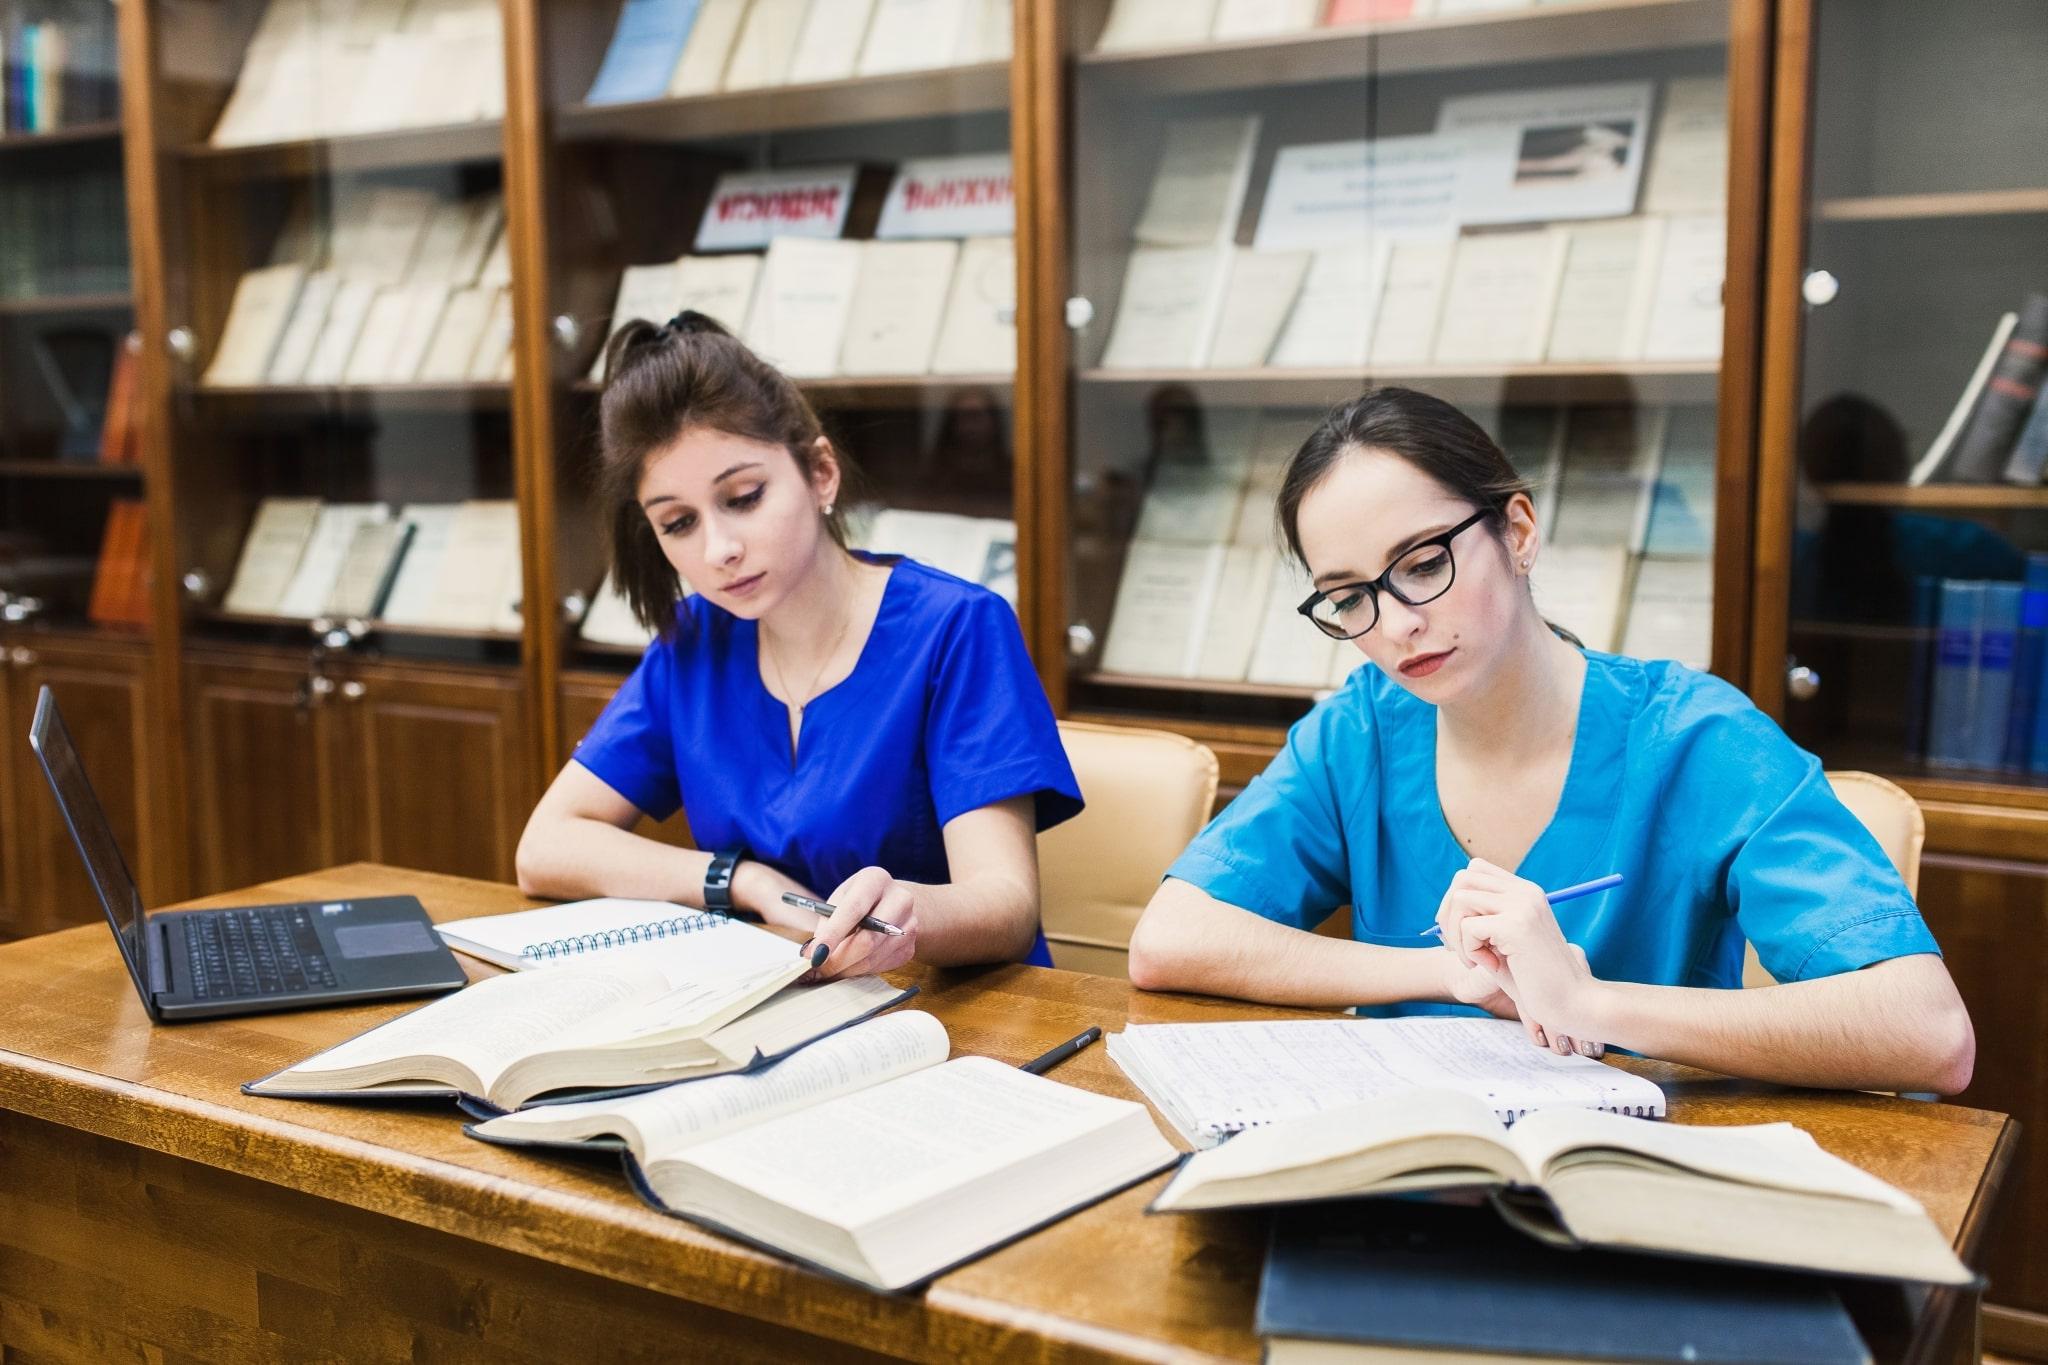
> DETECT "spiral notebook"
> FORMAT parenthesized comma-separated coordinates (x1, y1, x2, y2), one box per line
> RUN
(1108, 1017, 1666, 1150)
(436, 897, 800, 986)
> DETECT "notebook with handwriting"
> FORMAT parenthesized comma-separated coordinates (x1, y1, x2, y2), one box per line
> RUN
(1107, 1016, 1665, 1149)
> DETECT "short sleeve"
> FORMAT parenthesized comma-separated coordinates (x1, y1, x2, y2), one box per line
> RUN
(924, 593, 1083, 832)
(1163, 698, 1355, 931)
(572, 640, 683, 821)
(1719, 722, 1941, 982)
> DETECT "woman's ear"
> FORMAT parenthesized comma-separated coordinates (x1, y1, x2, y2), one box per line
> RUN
(807, 436, 843, 509)
(1501, 491, 1540, 573)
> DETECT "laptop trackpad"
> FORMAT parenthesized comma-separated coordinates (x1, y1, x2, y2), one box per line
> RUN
(333, 920, 441, 959)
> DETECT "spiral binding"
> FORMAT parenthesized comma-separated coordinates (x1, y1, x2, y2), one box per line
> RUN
(1201, 1100, 1655, 1141)
(518, 911, 730, 963)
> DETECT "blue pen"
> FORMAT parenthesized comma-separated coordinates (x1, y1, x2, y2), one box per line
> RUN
(1419, 872, 1624, 938)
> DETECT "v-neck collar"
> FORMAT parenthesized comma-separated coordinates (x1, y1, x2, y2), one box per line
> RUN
(746, 554, 900, 766)
(1428, 649, 1601, 884)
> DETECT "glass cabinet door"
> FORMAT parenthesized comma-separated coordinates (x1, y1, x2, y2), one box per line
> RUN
(147, 0, 521, 666)
(1777, 0, 2048, 787)
(1054, 0, 1740, 749)
(0, 0, 133, 633)
(536, 0, 1020, 704)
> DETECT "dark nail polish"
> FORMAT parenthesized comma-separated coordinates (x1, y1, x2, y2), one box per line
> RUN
(810, 941, 830, 968)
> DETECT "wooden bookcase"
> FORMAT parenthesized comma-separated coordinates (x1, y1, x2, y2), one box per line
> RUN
(6, 0, 2036, 1328)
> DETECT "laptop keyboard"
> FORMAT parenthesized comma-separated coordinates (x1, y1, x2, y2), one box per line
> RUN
(185, 906, 338, 999)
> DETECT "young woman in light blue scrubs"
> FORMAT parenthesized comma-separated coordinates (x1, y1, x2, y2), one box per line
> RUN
(1129, 388, 1975, 1094)
(516, 313, 1081, 979)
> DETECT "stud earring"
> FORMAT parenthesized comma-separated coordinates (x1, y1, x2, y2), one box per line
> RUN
(823, 503, 836, 516)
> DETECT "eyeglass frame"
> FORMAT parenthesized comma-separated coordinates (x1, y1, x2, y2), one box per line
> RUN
(1294, 508, 1496, 641)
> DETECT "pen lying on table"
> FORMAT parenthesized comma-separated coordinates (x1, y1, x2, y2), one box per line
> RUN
(1419, 872, 1624, 938)
(781, 891, 906, 937)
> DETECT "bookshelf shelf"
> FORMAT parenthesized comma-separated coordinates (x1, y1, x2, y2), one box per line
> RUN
(0, 120, 122, 152)
(1813, 483, 2048, 510)
(1786, 619, 1920, 643)
(559, 63, 1011, 144)
(179, 120, 505, 177)
(0, 293, 132, 316)
(1078, 671, 1327, 702)
(1078, 362, 1718, 407)
(191, 382, 514, 412)
(0, 460, 142, 481)
(1077, 0, 1727, 97)
(1817, 188, 2048, 223)
(201, 610, 520, 645)
(569, 374, 1012, 409)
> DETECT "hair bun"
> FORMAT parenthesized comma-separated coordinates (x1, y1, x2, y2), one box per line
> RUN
(664, 309, 729, 339)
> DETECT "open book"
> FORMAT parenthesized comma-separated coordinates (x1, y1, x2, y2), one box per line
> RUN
(1109, 1017, 1665, 1149)
(470, 1011, 1180, 1292)
(1153, 1088, 1973, 1286)
(245, 952, 911, 1110)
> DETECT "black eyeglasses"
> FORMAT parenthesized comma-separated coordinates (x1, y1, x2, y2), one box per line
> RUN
(1296, 509, 1493, 641)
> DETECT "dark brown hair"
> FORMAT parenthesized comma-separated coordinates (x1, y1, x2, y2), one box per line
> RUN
(1276, 386, 1581, 645)
(596, 310, 854, 635)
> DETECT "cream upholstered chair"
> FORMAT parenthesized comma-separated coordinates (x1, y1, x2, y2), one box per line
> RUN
(1741, 770, 1925, 987)
(1037, 721, 1220, 978)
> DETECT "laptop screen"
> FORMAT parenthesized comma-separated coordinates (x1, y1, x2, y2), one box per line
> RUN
(27, 687, 153, 1008)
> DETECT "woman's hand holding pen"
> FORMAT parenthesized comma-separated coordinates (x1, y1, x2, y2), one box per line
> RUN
(800, 865, 919, 982)
(1436, 858, 1605, 1058)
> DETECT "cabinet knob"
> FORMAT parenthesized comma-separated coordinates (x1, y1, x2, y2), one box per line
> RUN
(1, 595, 43, 623)
(553, 315, 582, 353)
(9, 647, 37, 667)
(166, 326, 197, 362)
(1066, 622, 1096, 658)
(1065, 297, 1095, 330)
(562, 592, 589, 622)
(1786, 661, 1821, 701)
(341, 680, 366, 700)
(1802, 270, 1840, 307)
(182, 569, 213, 602)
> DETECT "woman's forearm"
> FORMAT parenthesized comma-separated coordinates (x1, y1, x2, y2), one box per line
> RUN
(1129, 880, 1447, 1008)
(1579, 954, 1975, 1093)
(515, 815, 715, 906)
(897, 870, 1040, 966)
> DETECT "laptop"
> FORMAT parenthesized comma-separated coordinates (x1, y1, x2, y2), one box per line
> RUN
(28, 685, 469, 1021)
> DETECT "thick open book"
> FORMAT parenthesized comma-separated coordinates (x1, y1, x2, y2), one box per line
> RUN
(1109, 1017, 1665, 1149)
(470, 1011, 1180, 1292)
(245, 953, 911, 1110)
(1153, 1088, 1973, 1286)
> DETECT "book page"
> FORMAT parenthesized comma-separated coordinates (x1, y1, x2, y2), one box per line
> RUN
(1110, 1018, 1665, 1146)
(787, 0, 876, 83)
(1210, 0, 1321, 39)
(1433, 228, 1567, 365)
(324, 519, 413, 618)
(419, 287, 495, 382)
(302, 280, 379, 384)
(1100, 245, 1231, 370)
(839, 239, 959, 376)
(440, 897, 804, 986)
(1269, 242, 1387, 369)
(341, 287, 417, 384)
(1546, 217, 1658, 363)
(204, 264, 308, 386)
(1641, 75, 1728, 216)
(478, 1009, 949, 1159)
(930, 236, 1016, 374)
(547, 959, 805, 1050)
(744, 237, 862, 378)
(378, 504, 459, 624)
(590, 261, 685, 379)
(1205, 249, 1310, 369)
(422, 500, 520, 629)
(267, 270, 342, 383)
(1508, 1110, 1922, 1212)
(672, 1056, 1145, 1229)
(856, 0, 971, 76)
(222, 497, 323, 616)
(673, 252, 764, 337)
(719, 0, 805, 90)
(279, 961, 670, 1092)
(1099, 541, 1222, 678)
(1368, 239, 1454, 364)
(275, 504, 390, 618)
(1641, 213, 1726, 361)
(1133, 115, 1260, 248)
(668, 0, 751, 97)
(1095, 0, 1218, 52)
(1192, 544, 1275, 682)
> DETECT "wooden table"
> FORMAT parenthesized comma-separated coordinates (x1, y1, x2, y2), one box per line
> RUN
(0, 864, 2017, 1364)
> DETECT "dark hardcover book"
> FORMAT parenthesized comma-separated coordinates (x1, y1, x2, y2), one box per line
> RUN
(1946, 292, 2048, 483)
(2007, 386, 2048, 485)
(1903, 575, 1941, 763)
(1258, 1201, 1871, 1365)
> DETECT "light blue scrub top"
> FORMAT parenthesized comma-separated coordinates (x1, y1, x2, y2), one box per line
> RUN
(1165, 651, 1942, 1018)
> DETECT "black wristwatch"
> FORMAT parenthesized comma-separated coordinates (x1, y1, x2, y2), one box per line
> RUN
(703, 849, 745, 915)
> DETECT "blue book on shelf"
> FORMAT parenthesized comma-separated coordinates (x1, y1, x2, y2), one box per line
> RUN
(585, 0, 701, 106)
(1257, 1202, 1869, 1365)
(1971, 582, 2022, 770)
(1927, 580, 1985, 770)
(2007, 553, 2048, 771)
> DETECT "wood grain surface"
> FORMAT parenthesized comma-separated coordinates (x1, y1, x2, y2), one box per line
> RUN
(0, 864, 2015, 1363)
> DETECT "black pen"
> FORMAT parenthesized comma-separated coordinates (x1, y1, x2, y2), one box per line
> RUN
(781, 891, 906, 938)
(1021, 1026, 1102, 1076)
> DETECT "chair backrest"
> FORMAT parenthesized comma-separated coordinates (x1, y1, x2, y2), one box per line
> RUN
(1038, 721, 1219, 978)
(1741, 770, 1925, 987)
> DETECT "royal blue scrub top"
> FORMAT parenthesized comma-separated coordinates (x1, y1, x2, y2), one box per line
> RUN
(576, 554, 1082, 966)
(1167, 650, 1941, 1017)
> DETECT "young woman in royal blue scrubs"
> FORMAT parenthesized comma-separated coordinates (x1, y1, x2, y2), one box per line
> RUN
(1129, 388, 1976, 1094)
(516, 312, 1081, 980)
